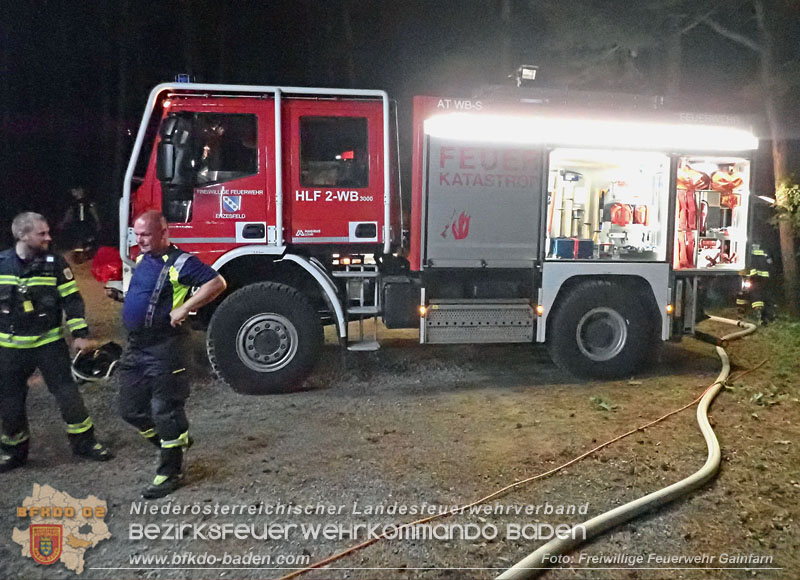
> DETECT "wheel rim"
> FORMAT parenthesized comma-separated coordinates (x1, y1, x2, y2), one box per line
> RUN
(575, 307, 628, 362)
(235, 313, 299, 372)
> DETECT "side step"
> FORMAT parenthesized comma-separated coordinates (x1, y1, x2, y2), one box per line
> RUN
(422, 299, 534, 345)
(347, 340, 380, 352)
(333, 264, 381, 352)
(348, 306, 380, 315)
(331, 271, 379, 278)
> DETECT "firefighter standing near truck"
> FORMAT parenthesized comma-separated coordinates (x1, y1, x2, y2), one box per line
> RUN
(0, 212, 113, 472)
(119, 210, 226, 498)
(737, 243, 775, 324)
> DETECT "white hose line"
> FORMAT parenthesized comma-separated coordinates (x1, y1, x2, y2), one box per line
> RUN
(496, 316, 757, 580)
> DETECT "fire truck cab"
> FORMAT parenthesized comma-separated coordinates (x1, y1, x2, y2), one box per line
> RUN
(120, 83, 759, 394)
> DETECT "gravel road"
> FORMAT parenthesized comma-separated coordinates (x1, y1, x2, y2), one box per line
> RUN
(1, 260, 797, 580)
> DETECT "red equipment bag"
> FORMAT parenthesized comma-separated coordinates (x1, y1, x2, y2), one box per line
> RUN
(677, 189, 697, 231)
(633, 205, 648, 226)
(676, 231, 695, 269)
(91, 246, 123, 283)
(699, 200, 708, 235)
(720, 193, 740, 209)
(610, 203, 633, 226)
(711, 170, 743, 193)
(677, 165, 710, 191)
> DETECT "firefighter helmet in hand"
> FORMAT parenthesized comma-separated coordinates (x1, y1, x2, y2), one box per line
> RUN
(71, 342, 122, 383)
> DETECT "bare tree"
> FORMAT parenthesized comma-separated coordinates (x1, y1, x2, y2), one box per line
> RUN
(529, 0, 658, 91)
(700, 0, 800, 315)
(531, 0, 799, 314)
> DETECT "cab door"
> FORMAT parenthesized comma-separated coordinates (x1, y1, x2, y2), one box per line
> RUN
(155, 98, 274, 262)
(282, 99, 384, 247)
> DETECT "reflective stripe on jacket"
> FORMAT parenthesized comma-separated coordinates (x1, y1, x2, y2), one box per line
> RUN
(0, 249, 88, 348)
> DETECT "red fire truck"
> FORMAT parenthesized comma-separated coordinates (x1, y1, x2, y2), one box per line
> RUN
(115, 82, 759, 394)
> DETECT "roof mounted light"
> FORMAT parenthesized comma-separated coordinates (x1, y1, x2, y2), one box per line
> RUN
(424, 113, 759, 152)
(175, 74, 193, 83)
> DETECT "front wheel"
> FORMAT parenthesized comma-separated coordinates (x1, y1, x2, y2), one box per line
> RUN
(546, 280, 657, 379)
(207, 282, 323, 394)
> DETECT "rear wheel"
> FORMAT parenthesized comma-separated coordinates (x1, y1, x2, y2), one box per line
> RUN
(207, 282, 323, 394)
(547, 280, 656, 379)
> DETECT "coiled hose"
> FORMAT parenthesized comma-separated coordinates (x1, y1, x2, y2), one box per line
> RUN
(496, 316, 757, 580)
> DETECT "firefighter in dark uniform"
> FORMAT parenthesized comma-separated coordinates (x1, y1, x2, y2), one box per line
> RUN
(737, 243, 774, 324)
(119, 210, 226, 498)
(58, 186, 100, 255)
(0, 212, 112, 472)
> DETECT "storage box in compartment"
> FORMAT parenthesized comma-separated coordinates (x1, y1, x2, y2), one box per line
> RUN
(551, 237, 594, 259)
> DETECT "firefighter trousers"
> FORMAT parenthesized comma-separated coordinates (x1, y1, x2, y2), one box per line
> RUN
(0, 340, 93, 458)
(118, 332, 190, 467)
(737, 278, 772, 323)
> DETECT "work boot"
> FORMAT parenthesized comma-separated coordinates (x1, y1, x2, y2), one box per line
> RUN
(147, 434, 193, 449)
(142, 473, 183, 499)
(76, 441, 114, 461)
(0, 452, 26, 473)
(70, 431, 114, 462)
(0, 441, 29, 473)
(142, 447, 184, 499)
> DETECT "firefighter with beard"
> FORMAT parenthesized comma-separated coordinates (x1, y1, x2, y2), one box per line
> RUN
(0, 212, 112, 472)
(119, 210, 226, 498)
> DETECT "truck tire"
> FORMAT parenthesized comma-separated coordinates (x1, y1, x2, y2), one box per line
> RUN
(547, 280, 655, 379)
(206, 282, 323, 394)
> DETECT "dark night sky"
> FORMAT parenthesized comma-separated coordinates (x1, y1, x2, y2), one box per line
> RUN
(1, 1, 798, 248)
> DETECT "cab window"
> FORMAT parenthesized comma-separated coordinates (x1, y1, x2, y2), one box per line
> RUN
(157, 112, 257, 223)
(300, 116, 368, 188)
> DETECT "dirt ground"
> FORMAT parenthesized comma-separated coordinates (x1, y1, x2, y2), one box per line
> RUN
(0, 259, 798, 580)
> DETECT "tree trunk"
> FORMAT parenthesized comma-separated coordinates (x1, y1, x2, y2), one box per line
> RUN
(777, 219, 797, 315)
(755, 0, 798, 315)
(772, 138, 799, 315)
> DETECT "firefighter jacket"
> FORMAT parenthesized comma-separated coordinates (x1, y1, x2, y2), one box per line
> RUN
(0, 249, 88, 348)
(746, 246, 772, 280)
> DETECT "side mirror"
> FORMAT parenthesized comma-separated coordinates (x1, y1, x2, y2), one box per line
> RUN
(156, 142, 175, 181)
(161, 115, 179, 138)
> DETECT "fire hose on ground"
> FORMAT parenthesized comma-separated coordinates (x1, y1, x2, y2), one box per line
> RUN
(278, 316, 758, 580)
(496, 315, 757, 580)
